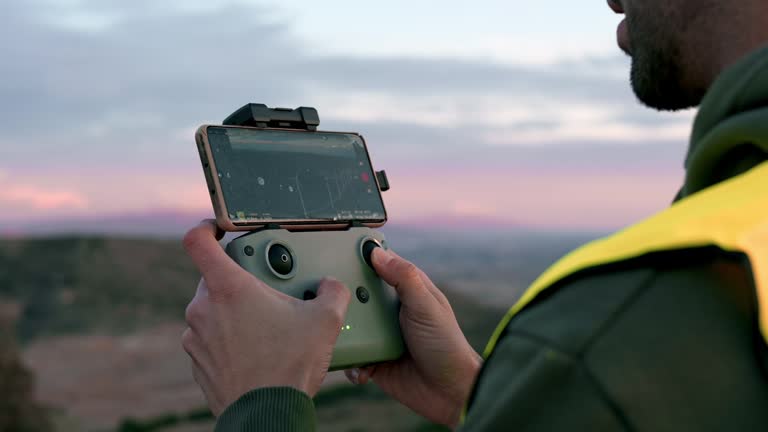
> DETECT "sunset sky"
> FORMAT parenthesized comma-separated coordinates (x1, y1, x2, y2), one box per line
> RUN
(1, 0, 697, 232)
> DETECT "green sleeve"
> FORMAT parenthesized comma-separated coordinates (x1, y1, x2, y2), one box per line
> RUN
(460, 332, 629, 431)
(214, 387, 316, 432)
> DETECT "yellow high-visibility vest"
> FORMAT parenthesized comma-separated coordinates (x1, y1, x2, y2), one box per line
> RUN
(461, 161, 768, 424)
(483, 161, 768, 360)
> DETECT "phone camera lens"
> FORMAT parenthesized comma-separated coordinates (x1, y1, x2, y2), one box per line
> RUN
(244, 246, 255, 256)
(268, 244, 294, 276)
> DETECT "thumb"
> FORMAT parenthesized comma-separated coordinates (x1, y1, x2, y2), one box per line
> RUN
(312, 278, 352, 327)
(371, 248, 432, 306)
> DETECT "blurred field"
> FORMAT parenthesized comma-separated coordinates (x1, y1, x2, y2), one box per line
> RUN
(0, 230, 595, 431)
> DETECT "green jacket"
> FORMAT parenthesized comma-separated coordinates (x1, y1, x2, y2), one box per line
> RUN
(215, 46, 768, 432)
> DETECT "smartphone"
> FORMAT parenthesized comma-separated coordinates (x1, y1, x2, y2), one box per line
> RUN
(196, 125, 388, 231)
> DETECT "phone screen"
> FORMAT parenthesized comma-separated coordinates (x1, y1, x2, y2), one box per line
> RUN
(206, 126, 386, 225)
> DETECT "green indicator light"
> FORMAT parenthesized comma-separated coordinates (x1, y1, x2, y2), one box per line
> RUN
(346, 325, 351, 330)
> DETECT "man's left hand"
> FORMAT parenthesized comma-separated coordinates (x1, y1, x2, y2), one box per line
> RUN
(181, 220, 351, 416)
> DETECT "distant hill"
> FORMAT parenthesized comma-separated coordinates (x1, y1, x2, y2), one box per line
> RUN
(0, 236, 197, 342)
(0, 210, 211, 239)
(0, 235, 530, 348)
(0, 208, 604, 239)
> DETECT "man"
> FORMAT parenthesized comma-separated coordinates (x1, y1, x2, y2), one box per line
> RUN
(181, 0, 768, 430)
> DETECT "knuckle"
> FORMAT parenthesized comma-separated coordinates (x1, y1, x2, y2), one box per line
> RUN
(321, 303, 345, 328)
(184, 302, 202, 326)
(340, 285, 352, 303)
(182, 228, 203, 253)
(181, 328, 196, 354)
(398, 261, 421, 282)
(319, 278, 350, 301)
(330, 279, 349, 297)
(329, 309, 345, 328)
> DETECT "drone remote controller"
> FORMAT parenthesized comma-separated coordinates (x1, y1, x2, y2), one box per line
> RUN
(226, 227, 404, 370)
(202, 103, 405, 370)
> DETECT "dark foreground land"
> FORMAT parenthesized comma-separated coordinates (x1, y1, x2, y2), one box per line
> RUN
(0, 230, 595, 432)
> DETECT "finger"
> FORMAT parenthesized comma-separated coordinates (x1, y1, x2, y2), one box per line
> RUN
(185, 289, 208, 334)
(344, 366, 376, 385)
(388, 250, 449, 307)
(189, 359, 224, 417)
(181, 327, 197, 356)
(182, 220, 247, 284)
(214, 225, 226, 241)
(344, 368, 360, 384)
(181, 326, 214, 363)
(313, 278, 352, 328)
(356, 366, 376, 385)
(371, 248, 434, 306)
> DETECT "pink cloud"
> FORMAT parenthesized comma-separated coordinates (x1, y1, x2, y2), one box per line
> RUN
(0, 183, 89, 210)
(384, 168, 684, 230)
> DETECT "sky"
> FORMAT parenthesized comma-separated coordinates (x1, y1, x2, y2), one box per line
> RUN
(0, 0, 697, 232)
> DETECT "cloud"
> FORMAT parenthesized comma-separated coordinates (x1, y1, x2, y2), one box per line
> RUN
(0, 144, 87, 215)
(0, 1, 691, 149)
(0, 183, 89, 211)
(0, 0, 696, 229)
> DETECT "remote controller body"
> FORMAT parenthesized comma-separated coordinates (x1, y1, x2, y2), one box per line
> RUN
(225, 227, 404, 370)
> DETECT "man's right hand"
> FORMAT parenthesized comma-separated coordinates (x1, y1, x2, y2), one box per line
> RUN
(345, 248, 482, 429)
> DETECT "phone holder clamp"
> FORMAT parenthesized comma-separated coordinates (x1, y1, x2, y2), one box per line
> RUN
(222, 103, 390, 192)
(223, 103, 320, 131)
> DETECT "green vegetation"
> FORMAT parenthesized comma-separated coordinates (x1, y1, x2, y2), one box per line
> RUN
(0, 319, 52, 432)
(0, 237, 199, 342)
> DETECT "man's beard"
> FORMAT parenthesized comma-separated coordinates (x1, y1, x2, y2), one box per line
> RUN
(627, 13, 704, 111)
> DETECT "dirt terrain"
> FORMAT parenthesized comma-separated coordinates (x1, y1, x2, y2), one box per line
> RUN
(23, 322, 358, 431)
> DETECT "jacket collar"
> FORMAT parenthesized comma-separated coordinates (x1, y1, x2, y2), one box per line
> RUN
(681, 44, 768, 198)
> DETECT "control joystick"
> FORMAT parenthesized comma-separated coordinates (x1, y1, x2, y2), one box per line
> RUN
(362, 240, 381, 269)
(268, 243, 294, 276)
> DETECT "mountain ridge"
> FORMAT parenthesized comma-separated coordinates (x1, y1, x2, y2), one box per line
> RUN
(0, 208, 600, 239)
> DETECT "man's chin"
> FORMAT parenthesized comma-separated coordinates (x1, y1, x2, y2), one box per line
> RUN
(632, 86, 698, 112)
(630, 62, 701, 111)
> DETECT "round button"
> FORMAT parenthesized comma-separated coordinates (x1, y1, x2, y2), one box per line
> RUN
(267, 244, 294, 276)
(356, 286, 370, 303)
(362, 240, 381, 269)
(244, 246, 255, 256)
